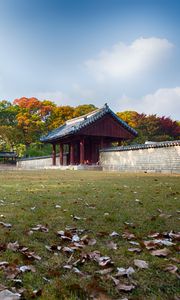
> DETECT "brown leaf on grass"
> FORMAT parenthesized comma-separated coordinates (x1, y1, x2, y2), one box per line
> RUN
(81, 235, 97, 246)
(0, 261, 9, 267)
(109, 231, 119, 237)
(47, 244, 62, 252)
(20, 249, 41, 261)
(148, 232, 161, 238)
(87, 251, 114, 267)
(87, 238, 97, 246)
(19, 265, 36, 273)
(134, 259, 149, 269)
(116, 267, 135, 277)
(128, 248, 142, 253)
(116, 283, 135, 292)
(122, 230, 135, 240)
(170, 257, 180, 264)
(164, 264, 178, 274)
(31, 224, 49, 233)
(98, 256, 114, 267)
(32, 289, 42, 297)
(0, 289, 21, 300)
(4, 265, 20, 279)
(0, 284, 7, 292)
(7, 242, 19, 251)
(151, 248, 171, 257)
(62, 246, 74, 254)
(159, 213, 172, 219)
(168, 231, 180, 241)
(124, 222, 136, 228)
(72, 234, 80, 242)
(95, 268, 113, 275)
(144, 239, 174, 249)
(71, 215, 86, 221)
(72, 267, 87, 277)
(0, 222, 12, 228)
(129, 241, 140, 246)
(106, 241, 117, 250)
(143, 240, 158, 250)
(0, 244, 6, 251)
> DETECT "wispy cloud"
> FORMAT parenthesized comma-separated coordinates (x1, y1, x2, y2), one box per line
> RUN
(85, 37, 173, 81)
(117, 87, 180, 120)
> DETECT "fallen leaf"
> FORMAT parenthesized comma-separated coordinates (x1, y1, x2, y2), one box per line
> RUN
(0, 262, 9, 267)
(116, 283, 135, 292)
(151, 248, 171, 257)
(159, 213, 172, 219)
(109, 231, 119, 237)
(128, 248, 142, 253)
(0, 289, 21, 300)
(19, 265, 36, 273)
(95, 268, 113, 275)
(107, 241, 117, 250)
(148, 232, 161, 238)
(129, 241, 140, 246)
(0, 284, 7, 292)
(116, 267, 135, 277)
(88, 238, 97, 246)
(7, 242, 19, 252)
(31, 224, 48, 233)
(143, 240, 157, 250)
(134, 259, 149, 269)
(124, 222, 136, 228)
(0, 222, 12, 228)
(168, 231, 180, 241)
(122, 230, 135, 240)
(164, 264, 178, 274)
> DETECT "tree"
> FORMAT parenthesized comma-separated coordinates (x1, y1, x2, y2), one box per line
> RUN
(47, 105, 75, 129)
(117, 111, 139, 128)
(0, 100, 19, 126)
(117, 110, 180, 143)
(0, 126, 23, 152)
(73, 104, 97, 118)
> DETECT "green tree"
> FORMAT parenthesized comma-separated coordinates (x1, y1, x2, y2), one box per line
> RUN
(73, 104, 97, 118)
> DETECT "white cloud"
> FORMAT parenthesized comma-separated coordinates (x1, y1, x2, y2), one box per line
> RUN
(85, 37, 173, 80)
(117, 87, 180, 120)
(72, 83, 95, 99)
(36, 91, 72, 105)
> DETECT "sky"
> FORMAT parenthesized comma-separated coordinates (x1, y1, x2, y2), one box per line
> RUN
(0, 0, 180, 120)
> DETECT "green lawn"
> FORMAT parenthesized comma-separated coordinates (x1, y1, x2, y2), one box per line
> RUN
(0, 170, 179, 300)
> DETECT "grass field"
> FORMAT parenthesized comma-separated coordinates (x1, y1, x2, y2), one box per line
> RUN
(0, 170, 179, 300)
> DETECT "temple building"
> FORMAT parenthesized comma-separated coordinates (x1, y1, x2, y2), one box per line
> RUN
(40, 104, 137, 166)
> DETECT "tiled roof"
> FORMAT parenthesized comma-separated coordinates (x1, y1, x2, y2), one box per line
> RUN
(40, 103, 138, 142)
(0, 152, 17, 158)
(100, 140, 180, 152)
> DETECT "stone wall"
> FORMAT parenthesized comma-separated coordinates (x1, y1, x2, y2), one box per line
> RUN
(17, 156, 56, 169)
(100, 141, 180, 174)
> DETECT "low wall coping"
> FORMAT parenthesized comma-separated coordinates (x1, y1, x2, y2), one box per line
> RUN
(100, 140, 180, 153)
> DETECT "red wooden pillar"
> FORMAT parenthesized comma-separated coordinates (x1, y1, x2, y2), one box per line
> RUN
(52, 144, 56, 166)
(59, 143, 63, 165)
(80, 138, 85, 164)
(70, 142, 75, 165)
(91, 140, 96, 164)
(100, 137, 104, 149)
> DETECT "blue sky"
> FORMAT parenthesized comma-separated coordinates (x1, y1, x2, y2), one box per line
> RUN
(0, 0, 180, 119)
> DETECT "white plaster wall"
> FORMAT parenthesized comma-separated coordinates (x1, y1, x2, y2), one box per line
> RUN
(17, 156, 59, 169)
(100, 146, 180, 173)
